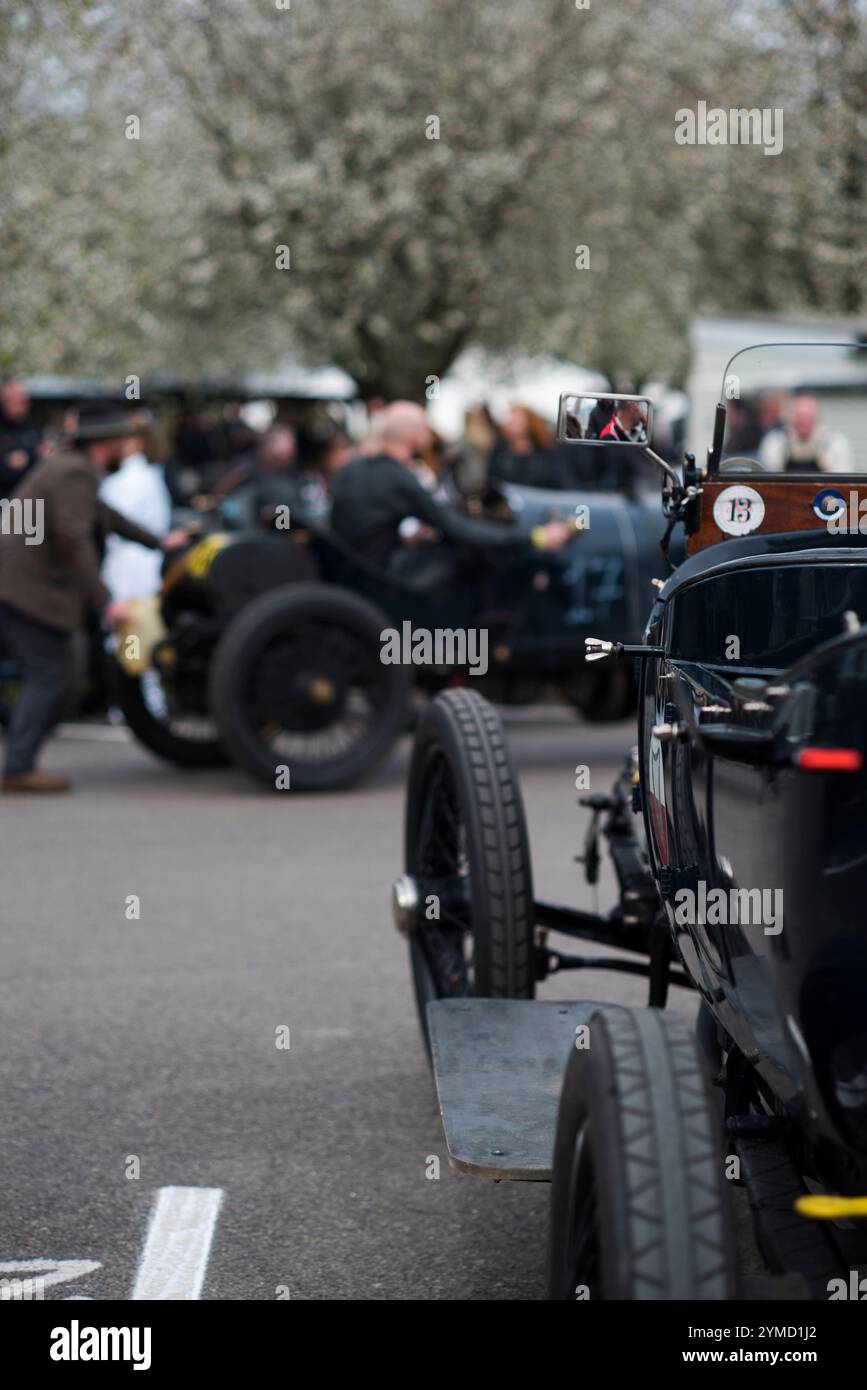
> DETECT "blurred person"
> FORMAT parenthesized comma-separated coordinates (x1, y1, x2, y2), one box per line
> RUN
(586, 398, 616, 440)
(329, 401, 575, 584)
(287, 430, 356, 525)
(215, 423, 302, 528)
(0, 404, 186, 792)
(320, 431, 354, 484)
(221, 401, 259, 458)
(449, 404, 499, 494)
(759, 394, 852, 474)
(427, 406, 505, 500)
(174, 408, 217, 469)
(756, 389, 787, 442)
(167, 407, 220, 504)
(0, 377, 42, 498)
(487, 404, 561, 489)
(598, 398, 648, 443)
(99, 411, 172, 599)
(409, 422, 448, 493)
(586, 372, 637, 441)
(215, 423, 296, 496)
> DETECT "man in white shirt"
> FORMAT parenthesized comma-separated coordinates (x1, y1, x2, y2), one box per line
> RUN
(759, 395, 853, 475)
(98, 416, 172, 598)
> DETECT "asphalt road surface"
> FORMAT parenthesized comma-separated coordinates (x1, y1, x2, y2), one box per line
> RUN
(1, 708, 700, 1301)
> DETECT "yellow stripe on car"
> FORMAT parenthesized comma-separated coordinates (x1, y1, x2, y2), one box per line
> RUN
(795, 1194, 867, 1220)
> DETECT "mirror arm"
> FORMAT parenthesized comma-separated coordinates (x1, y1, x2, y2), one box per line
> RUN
(640, 444, 681, 492)
(641, 449, 703, 564)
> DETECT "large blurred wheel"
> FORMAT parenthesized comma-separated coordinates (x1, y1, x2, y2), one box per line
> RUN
(209, 584, 409, 791)
(397, 689, 535, 1055)
(548, 1007, 737, 1300)
(113, 665, 227, 767)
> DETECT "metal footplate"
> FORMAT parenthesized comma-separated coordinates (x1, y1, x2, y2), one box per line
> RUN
(427, 998, 602, 1181)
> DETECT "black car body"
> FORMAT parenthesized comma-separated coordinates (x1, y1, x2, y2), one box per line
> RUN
(639, 341, 867, 1184)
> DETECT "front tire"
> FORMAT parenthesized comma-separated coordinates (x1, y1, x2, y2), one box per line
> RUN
(548, 1006, 737, 1300)
(402, 689, 535, 1054)
(112, 666, 227, 768)
(210, 583, 409, 791)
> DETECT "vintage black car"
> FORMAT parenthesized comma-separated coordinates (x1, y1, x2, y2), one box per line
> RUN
(392, 342, 867, 1299)
(113, 465, 670, 790)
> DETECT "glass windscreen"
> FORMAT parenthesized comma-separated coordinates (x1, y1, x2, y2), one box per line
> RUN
(671, 564, 867, 671)
(718, 342, 867, 477)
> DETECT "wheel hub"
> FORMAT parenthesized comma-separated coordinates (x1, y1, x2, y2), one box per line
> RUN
(391, 874, 419, 937)
(308, 676, 337, 706)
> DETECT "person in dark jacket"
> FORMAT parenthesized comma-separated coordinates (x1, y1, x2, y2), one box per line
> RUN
(213, 424, 317, 527)
(597, 399, 647, 443)
(487, 404, 563, 490)
(0, 404, 186, 791)
(0, 377, 42, 498)
(586, 398, 615, 440)
(329, 402, 575, 578)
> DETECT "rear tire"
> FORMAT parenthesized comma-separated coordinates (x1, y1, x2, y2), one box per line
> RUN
(548, 1006, 737, 1300)
(403, 689, 535, 1054)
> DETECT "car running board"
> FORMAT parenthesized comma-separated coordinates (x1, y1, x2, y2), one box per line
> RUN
(427, 998, 602, 1181)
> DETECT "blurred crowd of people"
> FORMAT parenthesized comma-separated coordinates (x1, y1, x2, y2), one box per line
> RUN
(0, 373, 662, 793)
(0, 377, 659, 565)
(0, 365, 861, 795)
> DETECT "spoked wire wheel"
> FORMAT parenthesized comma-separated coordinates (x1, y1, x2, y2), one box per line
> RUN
(548, 1007, 738, 1300)
(112, 664, 226, 767)
(397, 689, 535, 1055)
(210, 584, 409, 790)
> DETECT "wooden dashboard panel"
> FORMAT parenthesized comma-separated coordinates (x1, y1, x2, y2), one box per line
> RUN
(687, 480, 867, 556)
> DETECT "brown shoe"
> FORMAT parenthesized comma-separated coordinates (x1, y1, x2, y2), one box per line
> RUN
(2, 770, 72, 793)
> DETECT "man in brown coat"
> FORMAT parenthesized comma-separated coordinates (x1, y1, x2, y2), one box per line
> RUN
(0, 404, 184, 791)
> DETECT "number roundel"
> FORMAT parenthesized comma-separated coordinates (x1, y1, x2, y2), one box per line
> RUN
(712, 484, 765, 537)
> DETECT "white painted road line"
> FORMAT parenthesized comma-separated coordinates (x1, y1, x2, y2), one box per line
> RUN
(131, 1186, 223, 1301)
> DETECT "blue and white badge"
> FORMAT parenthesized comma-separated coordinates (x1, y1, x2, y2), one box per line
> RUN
(812, 488, 846, 522)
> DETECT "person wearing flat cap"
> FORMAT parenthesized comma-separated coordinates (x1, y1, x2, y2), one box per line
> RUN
(0, 403, 187, 792)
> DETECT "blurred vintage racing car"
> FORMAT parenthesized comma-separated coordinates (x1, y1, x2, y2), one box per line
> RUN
(112, 467, 672, 790)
